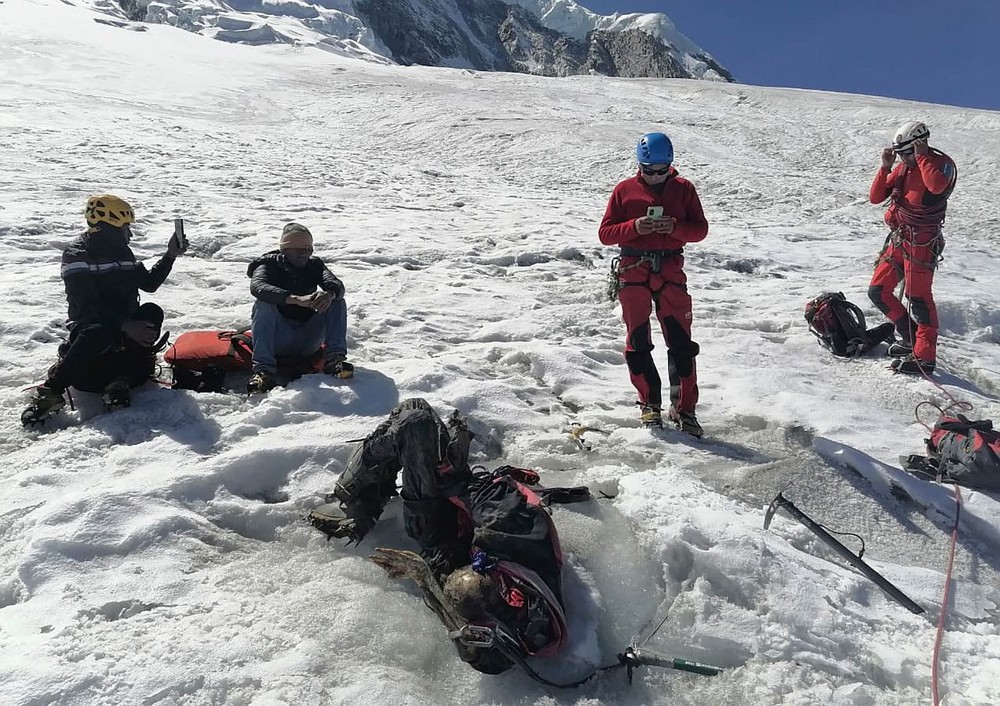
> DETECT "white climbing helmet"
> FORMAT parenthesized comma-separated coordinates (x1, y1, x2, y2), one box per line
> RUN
(892, 121, 930, 152)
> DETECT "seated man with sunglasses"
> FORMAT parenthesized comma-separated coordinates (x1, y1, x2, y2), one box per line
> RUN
(868, 121, 957, 375)
(245, 222, 352, 394)
(599, 132, 709, 437)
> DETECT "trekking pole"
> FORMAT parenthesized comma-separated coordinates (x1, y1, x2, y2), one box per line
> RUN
(764, 491, 924, 615)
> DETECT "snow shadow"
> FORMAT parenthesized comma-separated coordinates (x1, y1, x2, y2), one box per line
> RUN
(71, 384, 223, 453)
(932, 367, 1000, 402)
(284, 366, 401, 419)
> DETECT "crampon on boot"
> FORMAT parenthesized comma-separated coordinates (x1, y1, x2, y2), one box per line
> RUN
(323, 354, 354, 379)
(669, 406, 704, 438)
(307, 502, 375, 545)
(21, 385, 67, 427)
(638, 403, 662, 429)
(102, 379, 131, 411)
(246, 369, 277, 395)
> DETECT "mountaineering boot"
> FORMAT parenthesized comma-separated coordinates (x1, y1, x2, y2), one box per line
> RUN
(639, 403, 662, 428)
(669, 406, 704, 438)
(246, 369, 277, 395)
(307, 502, 375, 544)
(323, 353, 354, 379)
(21, 384, 66, 426)
(102, 379, 131, 411)
(891, 356, 936, 376)
(886, 341, 913, 358)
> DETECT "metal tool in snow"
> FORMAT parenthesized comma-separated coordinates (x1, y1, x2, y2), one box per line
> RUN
(619, 644, 724, 682)
(764, 490, 925, 615)
(569, 424, 610, 452)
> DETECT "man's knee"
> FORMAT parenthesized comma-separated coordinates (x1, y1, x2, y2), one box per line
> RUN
(626, 321, 654, 353)
(868, 285, 892, 313)
(134, 303, 164, 327)
(909, 297, 934, 325)
(662, 317, 699, 376)
(251, 301, 281, 325)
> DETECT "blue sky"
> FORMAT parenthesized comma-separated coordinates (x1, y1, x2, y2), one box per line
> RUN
(584, 1, 1000, 111)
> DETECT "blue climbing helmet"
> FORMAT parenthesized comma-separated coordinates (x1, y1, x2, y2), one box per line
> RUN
(636, 132, 674, 165)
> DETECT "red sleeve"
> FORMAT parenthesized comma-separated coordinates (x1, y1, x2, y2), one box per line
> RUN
(598, 185, 639, 246)
(916, 154, 954, 194)
(671, 183, 708, 244)
(869, 166, 896, 204)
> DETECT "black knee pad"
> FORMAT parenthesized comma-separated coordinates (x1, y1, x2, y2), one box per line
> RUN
(627, 321, 654, 353)
(909, 298, 932, 325)
(868, 285, 891, 314)
(625, 350, 656, 377)
(662, 318, 699, 377)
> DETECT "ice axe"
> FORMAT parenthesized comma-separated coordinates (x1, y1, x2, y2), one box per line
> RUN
(764, 491, 924, 615)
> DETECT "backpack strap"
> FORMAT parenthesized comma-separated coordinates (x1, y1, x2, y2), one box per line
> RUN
(828, 297, 868, 356)
(228, 326, 254, 356)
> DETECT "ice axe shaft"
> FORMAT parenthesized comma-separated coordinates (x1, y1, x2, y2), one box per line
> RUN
(627, 646, 723, 676)
(764, 492, 925, 615)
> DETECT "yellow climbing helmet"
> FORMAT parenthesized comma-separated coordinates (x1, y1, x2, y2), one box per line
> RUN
(85, 194, 134, 230)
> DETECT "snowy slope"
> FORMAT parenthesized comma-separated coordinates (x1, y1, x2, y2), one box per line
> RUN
(1, 1, 1000, 705)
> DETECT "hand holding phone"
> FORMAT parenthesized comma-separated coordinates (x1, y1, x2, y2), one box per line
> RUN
(168, 218, 188, 257)
(174, 218, 187, 249)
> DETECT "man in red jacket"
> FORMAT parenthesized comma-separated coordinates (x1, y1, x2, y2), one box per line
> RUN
(599, 133, 709, 436)
(868, 121, 957, 375)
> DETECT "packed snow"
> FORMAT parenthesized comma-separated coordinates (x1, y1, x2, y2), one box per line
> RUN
(1, 1, 999, 705)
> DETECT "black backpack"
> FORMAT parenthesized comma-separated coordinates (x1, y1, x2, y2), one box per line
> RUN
(804, 292, 894, 358)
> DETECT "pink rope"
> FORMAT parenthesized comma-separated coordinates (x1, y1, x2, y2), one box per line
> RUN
(931, 484, 962, 706)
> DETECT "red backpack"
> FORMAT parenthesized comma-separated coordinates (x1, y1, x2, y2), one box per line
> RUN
(805, 292, 894, 357)
(925, 416, 1000, 491)
(164, 329, 324, 391)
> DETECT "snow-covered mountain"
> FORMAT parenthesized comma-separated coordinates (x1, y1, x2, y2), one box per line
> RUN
(2, 1, 999, 705)
(96, 0, 733, 79)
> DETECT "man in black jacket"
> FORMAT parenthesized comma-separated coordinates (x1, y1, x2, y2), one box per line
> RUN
(22, 194, 186, 426)
(309, 399, 586, 675)
(246, 222, 351, 393)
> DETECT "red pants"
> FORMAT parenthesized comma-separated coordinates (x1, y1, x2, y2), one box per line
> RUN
(868, 230, 940, 362)
(617, 259, 699, 412)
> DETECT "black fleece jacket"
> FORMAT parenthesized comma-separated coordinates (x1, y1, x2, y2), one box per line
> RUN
(61, 225, 175, 327)
(247, 250, 345, 321)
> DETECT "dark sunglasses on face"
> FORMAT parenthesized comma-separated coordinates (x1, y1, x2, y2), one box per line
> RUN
(640, 165, 671, 176)
(894, 147, 915, 156)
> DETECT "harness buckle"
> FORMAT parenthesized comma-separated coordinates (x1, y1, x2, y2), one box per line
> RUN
(449, 624, 495, 648)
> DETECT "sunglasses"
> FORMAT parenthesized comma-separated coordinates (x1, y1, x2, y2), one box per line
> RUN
(894, 147, 915, 156)
(640, 165, 671, 176)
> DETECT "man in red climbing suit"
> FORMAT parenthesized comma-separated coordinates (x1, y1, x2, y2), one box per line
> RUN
(599, 132, 709, 437)
(868, 121, 957, 375)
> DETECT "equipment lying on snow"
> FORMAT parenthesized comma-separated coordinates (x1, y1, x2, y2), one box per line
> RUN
(764, 490, 925, 615)
(804, 292, 894, 358)
(164, 328, 324, 392)
(902, 415, 1000, 492)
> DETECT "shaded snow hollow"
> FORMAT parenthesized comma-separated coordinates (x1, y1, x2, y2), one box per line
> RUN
(1, 2, 999, 705)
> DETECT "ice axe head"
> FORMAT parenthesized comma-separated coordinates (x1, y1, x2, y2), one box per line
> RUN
(763, 491, 790, 530)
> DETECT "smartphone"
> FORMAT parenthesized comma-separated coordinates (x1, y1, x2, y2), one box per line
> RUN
(174, 218, 187, 249)
(647, 206, 664, 220)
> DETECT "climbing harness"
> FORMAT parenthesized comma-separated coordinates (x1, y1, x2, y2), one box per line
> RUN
(606, 247, 684, 302)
